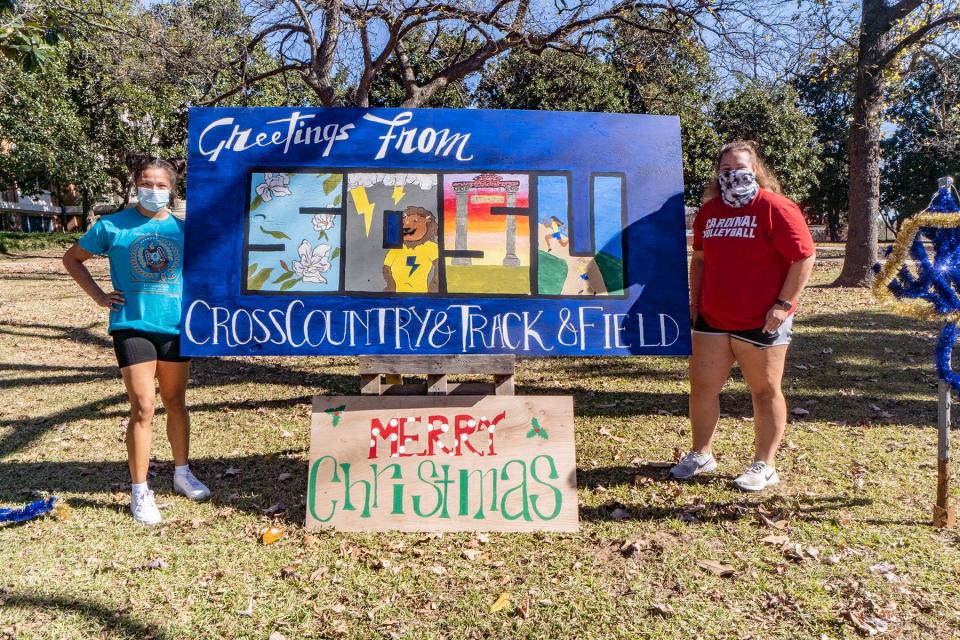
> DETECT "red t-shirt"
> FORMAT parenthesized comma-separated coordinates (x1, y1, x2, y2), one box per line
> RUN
(692, 189, 815, 330)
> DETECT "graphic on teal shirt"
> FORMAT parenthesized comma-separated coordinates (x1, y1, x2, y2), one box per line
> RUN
(77, 207, 184, 335)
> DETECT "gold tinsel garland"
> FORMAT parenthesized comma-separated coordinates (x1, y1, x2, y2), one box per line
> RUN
(872, 212, 960, 322)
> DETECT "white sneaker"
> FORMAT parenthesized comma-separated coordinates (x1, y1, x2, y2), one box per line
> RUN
(669, 451, 717, 480)
(173, 469, 211, 500)
(131, 489, 162, 526)
(732, 461, 780, 492)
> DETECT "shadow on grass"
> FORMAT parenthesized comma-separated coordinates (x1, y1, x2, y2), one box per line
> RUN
(580, 492, 874, 525)
(0, 357, 356, 457)
(1, 592, 170, 640)
(0, 453, 311, 522)
(0, 321, 112, 349)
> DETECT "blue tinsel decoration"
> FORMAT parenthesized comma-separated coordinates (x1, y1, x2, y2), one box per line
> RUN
(937, 323, 960, 391)
(886, 226, 960, 316)
(928, 185, 960, 213)
(0, 496, 56, 524)
(879, 178, 960, 390)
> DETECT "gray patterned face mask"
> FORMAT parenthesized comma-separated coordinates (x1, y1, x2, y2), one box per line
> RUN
(718, 169, 759, 208)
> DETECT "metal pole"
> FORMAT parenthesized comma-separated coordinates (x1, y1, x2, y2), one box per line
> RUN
(935, 373, 956, 527)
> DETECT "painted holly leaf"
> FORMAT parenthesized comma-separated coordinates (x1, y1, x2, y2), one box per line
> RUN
(325, 405, 347, 427)
(260, 226, 291, 240)
(526, 417, 548, 440)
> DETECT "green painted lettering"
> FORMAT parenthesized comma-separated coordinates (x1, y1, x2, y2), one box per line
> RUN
(529, 454, 563, 520)
(307, 455, 340, 523)
(499, 459, 532, 521)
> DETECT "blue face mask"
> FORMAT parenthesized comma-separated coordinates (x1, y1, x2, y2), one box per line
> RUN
(137, 187, 170, 212)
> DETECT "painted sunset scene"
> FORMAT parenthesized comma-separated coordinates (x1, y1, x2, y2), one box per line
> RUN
(442, 173, 531, 294)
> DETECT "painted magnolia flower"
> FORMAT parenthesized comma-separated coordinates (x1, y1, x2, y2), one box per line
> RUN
(292, 239, 332, 284)
(255, 173, 292, 202)
(312, 213, 335, 232)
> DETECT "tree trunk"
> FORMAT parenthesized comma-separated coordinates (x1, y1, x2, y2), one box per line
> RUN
(834, 0, 888, 287)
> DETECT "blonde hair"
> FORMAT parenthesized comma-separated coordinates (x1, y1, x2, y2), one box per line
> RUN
(702, 140, 782, 204)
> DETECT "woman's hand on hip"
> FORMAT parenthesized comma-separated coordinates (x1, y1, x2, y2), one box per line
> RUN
(96, 290, 125, 311)
(763, 305, 788, 333)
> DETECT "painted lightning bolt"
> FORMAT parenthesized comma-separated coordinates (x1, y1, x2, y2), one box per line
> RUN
(392, 184, 405, 205)
(405, 255, 420, 277)
(349, 185, 375, 237)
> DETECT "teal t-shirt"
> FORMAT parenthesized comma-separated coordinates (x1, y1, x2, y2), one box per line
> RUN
(78, 207, 185, 335)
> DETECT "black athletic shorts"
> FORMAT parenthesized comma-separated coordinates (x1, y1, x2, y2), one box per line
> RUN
(111, 330, 190, 368)
(692, 313, 793, 348)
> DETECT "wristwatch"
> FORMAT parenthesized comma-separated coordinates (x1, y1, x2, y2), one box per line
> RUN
(776, 298, 793, 311)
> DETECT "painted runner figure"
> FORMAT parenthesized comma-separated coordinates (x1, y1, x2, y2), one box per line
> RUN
(62, 155, 210, 526)
(543, 215, 568, 251)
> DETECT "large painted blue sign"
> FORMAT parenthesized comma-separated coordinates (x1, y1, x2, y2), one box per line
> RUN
(182, 107, 690, 356)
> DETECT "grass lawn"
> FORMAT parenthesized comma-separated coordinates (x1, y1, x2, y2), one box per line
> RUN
(2, 249, 960, 639)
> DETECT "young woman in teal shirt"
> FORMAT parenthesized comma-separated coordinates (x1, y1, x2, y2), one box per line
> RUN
(63, 156, 210, 525)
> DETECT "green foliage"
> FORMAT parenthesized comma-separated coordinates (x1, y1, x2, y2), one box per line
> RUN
(475, 48, 629, 113)
(367, 30, 471, 108)
(794, 58, 853, 238)
(0, 0, 66, 71)
(882, 55, 960, 221)
(0, 230, 81, 254)
(712, 82, 824, 205)
(0, 56, 109, 208)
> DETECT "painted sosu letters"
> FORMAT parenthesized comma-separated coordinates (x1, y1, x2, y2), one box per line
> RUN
(183, 106, 690, 357)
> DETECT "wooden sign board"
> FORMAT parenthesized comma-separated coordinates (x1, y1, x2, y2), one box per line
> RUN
(307, 395, 578, 532)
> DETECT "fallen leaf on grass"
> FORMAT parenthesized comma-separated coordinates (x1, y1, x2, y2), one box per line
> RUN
(610, 507, 630, 520)
(261, 526, 285, 545)
(144, 557, 168, 570)
(489, 592, 511, 612)
(761, 534, 790, 546)
(461, 549, 481, 561)
(428, 565, 446, 575)
(754, 511, 788, 530)
(598, 427, 627, 443)
(847, 610, 889, 636)
(696, 559, 736, 577)
(269, 633, 287, 640)
(648, 603, 675, 617)
(277, 473, 292, 482)
(224, 467, 241, 477)
(237, 597, 253, 617)
(790, 407, 810, 418)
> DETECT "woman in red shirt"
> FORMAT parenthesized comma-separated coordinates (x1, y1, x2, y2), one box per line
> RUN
(670, 140, 816, 491)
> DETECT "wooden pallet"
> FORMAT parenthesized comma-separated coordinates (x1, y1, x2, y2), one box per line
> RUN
(358, 355, 515, 396)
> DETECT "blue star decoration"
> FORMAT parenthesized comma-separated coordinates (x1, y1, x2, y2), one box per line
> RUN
(873, 177, 960, 390)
